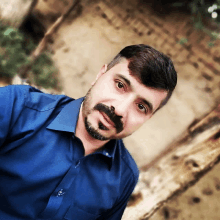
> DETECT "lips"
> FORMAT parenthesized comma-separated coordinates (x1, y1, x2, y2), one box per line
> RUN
(100, 112, 115, 127)
(93, 103, 123, 133)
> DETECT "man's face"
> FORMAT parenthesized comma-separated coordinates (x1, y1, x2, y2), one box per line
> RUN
(82, 59, 168, 141)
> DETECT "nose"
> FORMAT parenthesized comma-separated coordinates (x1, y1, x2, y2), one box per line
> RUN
(113, 95, 133, 118)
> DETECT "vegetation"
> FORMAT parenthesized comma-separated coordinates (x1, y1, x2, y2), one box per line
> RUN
(150, 0, 220, 45)
(0, 22, 61, 90)
(174, 1, 219, 37)
(175, 0, 220, 40)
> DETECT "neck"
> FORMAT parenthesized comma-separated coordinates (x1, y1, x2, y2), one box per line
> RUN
(75, 105, 109, 156)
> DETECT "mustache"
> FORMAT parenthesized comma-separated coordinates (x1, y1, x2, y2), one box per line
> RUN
(94, 103, 123, 133)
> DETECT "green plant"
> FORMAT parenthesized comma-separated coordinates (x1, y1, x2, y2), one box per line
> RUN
(31, 53, 59, 89)
(0, 22, 61, 90)
(173, 0, 220, 39)
(178, 38, 188, 45)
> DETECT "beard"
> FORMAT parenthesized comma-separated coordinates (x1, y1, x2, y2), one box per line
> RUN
(82, 88, 123, 141)
(84, 117, 109, 141)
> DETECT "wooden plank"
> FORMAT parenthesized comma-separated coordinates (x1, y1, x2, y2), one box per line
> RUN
(123, 105, 220, 220)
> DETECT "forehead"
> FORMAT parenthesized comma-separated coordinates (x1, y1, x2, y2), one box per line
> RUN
(107, 59, 130, 75)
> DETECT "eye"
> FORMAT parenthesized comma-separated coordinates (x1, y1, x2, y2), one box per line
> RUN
(117, 81, 124, 89)
(115, 80, 125, 90)
(137, 103, 147, 113)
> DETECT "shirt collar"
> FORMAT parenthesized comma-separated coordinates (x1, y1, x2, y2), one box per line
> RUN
(47, 96, 118, 168)
(91, 139, 116, 170)
(102, 139, 117, 158)
(47, 97, 84, 133)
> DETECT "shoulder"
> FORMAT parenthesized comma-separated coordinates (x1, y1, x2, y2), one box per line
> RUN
(0, 84, 30, 98)
(0, 85, 30, 110)
(15, 85, 74, 111)
(2, 84, 74, 112)
(117, 139, 139, 184)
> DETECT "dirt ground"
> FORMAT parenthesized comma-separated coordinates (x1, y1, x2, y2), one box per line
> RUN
(150, 162, 220, 220)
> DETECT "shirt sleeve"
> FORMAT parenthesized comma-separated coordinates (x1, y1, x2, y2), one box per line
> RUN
(0, 85, 27, 147)
(97, 172, 139, 220)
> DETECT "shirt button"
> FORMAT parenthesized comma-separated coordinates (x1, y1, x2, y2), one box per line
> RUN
(105, 152, 109, 156)
(57, 189, 65, 197)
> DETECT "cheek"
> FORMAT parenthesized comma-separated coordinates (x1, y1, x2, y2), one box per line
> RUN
(86, 84, 106, 106)
(87, 111, 99, 125)
(94, 79, 117, 99)
(125, 115, 145, 134)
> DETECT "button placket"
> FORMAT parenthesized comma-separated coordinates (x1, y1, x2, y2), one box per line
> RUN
(57, 189, 65, 197)
(38, 163, 81, 219)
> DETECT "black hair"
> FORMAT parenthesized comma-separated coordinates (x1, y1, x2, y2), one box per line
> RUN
(107, 44, 177, 108)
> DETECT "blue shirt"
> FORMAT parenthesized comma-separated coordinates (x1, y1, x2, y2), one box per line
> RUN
(0, 85, 139, 220)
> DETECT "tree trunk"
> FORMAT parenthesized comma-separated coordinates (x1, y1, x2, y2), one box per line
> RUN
(18, 0, 80, 79)
(0, 0, 36, 28)
(123, 104, 220, 220)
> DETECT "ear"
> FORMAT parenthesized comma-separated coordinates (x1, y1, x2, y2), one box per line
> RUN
(91, 64, 107, 86)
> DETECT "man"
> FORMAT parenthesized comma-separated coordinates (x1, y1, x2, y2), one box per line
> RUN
(0, 44, 177, 220)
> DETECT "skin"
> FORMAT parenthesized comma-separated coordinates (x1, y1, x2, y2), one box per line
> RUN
(75, 59, 168, 156)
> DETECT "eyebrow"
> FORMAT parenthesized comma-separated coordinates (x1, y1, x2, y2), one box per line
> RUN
(116, 74, 154, 113)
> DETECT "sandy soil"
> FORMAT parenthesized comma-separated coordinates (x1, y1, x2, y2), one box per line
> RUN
(150, 162, 220, 220)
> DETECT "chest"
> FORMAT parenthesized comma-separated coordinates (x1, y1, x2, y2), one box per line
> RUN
(0, 130, 121, 219)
